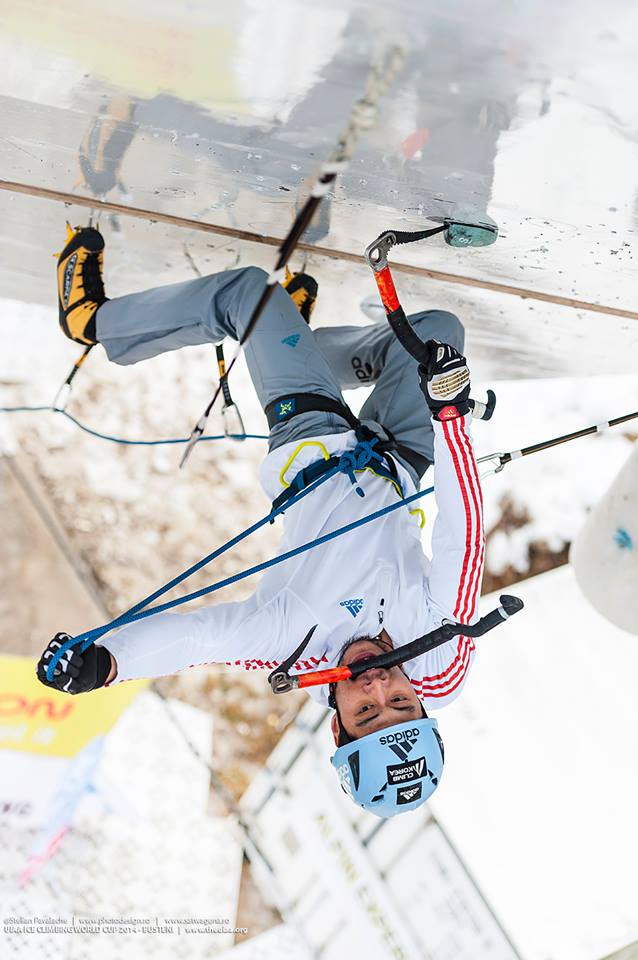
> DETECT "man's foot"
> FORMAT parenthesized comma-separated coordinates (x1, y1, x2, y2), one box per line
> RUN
(56, 224, 107, 345)
(282, 267, 318, 324)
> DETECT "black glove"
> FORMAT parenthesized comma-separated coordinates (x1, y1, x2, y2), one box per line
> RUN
(36, 633, 112, 695)
(418, 340, 471, 420)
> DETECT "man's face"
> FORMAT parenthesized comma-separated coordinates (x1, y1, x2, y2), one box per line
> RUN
(330, 633, 423, 744)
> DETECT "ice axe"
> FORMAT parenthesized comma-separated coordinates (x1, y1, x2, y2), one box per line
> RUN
(364, 220, 498, 420)
(268, 595, 524, 696)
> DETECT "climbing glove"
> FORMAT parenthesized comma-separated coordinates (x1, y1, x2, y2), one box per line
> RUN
(418, 340, 471, 421)
(36, 633, 112, 695)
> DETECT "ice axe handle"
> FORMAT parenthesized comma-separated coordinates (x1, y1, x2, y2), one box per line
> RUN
(469, 389, 497, 422)
(367, 260, 432, 366)
(386, 306, 432, 366)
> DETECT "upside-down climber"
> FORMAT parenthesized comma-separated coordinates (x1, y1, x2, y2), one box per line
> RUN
(37, 224, 485, 819)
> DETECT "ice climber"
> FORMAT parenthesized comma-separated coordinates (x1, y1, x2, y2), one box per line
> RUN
(37, 225, 485, 818)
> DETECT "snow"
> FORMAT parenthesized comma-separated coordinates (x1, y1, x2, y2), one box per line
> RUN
(429, 565, 638, 960)
(225, 924, 311, 959)
(474, 375, 637, 569)
(0, 693, 245, 959)
(345, 372, 638, 581)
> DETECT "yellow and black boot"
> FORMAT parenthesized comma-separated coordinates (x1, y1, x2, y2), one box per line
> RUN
(56, 224, 107, 345)
(282, 266, 318, 324)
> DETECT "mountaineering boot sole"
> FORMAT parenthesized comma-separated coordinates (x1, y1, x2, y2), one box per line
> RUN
(56, 224, 108, 345)
(282, 267, 318, 325)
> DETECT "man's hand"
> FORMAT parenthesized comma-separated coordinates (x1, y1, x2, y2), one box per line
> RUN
(418, 340, 471, 421)
(36, 633, 112, 695)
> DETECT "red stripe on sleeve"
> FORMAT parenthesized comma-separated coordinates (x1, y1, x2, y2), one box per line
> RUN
(411, 638, 474, 696)
(452, 417, 484, 621)
(441, 419, 475, 620)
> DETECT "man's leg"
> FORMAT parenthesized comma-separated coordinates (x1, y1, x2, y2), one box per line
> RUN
(358, 309, 465, 480)
(97, 266, 351, 449)
(313, 322, 393, 389)
(314, 310, 465, 482)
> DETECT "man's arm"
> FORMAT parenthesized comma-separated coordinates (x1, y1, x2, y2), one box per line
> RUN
(419, 340, 485, 627)
(104, 593, 282, 683)
(37, 592, 289, 694)
(424, 414, 485, 626)
(404, 342, 484, 709)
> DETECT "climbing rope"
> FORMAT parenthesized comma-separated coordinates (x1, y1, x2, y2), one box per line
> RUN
(45, 435, 429, 679)
(0, 404, 267, 445)
(7, 396, 634, 681)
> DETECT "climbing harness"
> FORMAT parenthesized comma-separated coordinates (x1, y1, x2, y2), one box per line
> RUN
(266, 392, 431, 480)
(269, 426, 402, 513)
(268, 595, 524, 696)
(178, 45, 405, 469)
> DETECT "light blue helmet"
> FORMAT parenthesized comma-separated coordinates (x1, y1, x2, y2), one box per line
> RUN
(330, 717, 444, 818)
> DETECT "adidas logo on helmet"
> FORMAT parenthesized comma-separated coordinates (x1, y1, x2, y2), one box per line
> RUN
(330, 717, 444, 819)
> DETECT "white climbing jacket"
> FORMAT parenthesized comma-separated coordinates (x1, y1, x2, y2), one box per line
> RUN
(105, 415, 485, 709)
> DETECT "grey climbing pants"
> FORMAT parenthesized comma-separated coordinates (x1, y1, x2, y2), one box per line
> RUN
(97, 266, 465, 484)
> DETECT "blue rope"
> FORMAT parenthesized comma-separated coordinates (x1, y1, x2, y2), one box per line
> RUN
(0, 405, 268, 445)
(88, 484, 433, 632)
(46, 465, 341, 677)
(45, 437, 432, 679)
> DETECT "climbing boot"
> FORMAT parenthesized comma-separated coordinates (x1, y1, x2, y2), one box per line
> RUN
(56, 224, 107, 345)
(282, 266, 318, 324)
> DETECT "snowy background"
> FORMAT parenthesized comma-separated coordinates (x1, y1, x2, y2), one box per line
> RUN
(1, 279, 637, 960)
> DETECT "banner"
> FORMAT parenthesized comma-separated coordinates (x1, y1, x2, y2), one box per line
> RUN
(0, 653, 145, 829)
(0, 654, 145, 757)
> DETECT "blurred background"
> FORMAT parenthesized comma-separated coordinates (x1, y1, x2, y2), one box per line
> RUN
(1, 1, 637, 958)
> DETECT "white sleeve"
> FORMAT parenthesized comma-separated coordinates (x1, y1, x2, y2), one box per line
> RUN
(104, 592, 288, 683)
(425, 414, 485, 627)
(412, 415, 484, 708)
